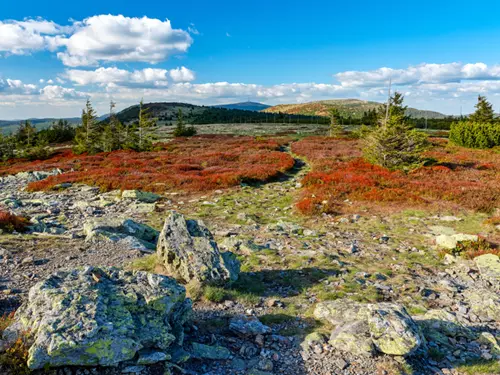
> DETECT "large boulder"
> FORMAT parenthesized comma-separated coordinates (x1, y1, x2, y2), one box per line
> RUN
(329, 321, 374, 356)
(367, 304, 424, 356)
(313, 298, 370, 325)
(462, 287, 500, 322)
(314, 299, 424, 357)
(3, 266, 191, 369)
(474, 254, 500, 287)
(156, 211, 240, 285)
(83, 217, 159, 252)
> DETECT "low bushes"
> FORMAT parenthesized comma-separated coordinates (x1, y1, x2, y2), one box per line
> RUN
(292, 137, 500, 215)
(0, 135, 295, 193)
(450, 121, 500, 149)
(0, 211, 29, 233)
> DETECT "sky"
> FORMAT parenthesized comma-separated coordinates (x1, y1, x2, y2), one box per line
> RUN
(2, 0, 500, 119)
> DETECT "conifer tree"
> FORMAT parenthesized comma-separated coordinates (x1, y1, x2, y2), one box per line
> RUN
(137, 99, 155, 151)
(363, 92, 429, 171)
(469, 95, 495, 123)
(329, 108, 343, 137)
(74, 99, 98, 154)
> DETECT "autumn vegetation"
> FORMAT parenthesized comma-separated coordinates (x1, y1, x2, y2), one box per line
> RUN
(0, 136, 294, 193)
(0, 211, 29, 233)
(292, 136, 499, 215)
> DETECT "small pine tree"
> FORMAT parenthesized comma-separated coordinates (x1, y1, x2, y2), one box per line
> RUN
(329, 108, 343, 137)
(173, 109, 197, 137)
(469, 95, 495, 123)
(363, 92, 429, 171)
(74, 99, 99, 154)
(137, 100, 156, 151)
(16, 120, 37, 149)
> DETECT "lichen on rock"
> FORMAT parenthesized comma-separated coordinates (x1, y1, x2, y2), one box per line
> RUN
(2, 266, 191, 369)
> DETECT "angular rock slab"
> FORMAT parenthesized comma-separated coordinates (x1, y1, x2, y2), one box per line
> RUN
(329, 320, 374, 356)
(474, 254, 500, 286)
(368, 303, 424, 356)
(157, 211, 240, 285)
(3, 266, 191, 369)
(313, 298, 370, 325)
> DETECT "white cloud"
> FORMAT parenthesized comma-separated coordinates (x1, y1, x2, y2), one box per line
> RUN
(336, 62, 500, 88)
(0, 78, 37, 94)
(65, 67, 170, 88)
(0, 15, 193, 66)
(169, 67, 196, 82)
(39, 85, 86, 100)
(0, 19, 68, 55)
(57, 15, 193, 67)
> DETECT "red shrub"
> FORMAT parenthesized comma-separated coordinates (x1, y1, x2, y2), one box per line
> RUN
(292, 137, 500, 215)
(0, 210, 29, 233)
(0, 135, 295, 194)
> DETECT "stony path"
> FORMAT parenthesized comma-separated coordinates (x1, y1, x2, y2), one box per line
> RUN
(1, 147, 500, 375)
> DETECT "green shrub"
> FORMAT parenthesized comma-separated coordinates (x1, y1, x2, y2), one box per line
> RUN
(203, 286, 226, 303)
(449, 121, 500, 149)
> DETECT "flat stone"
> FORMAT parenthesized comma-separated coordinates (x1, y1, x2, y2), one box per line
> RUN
(191, 342, 231, 360)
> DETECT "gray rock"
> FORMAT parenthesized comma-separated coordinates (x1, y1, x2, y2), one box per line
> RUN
(474, 254, 500, 286)
(156, 211, 240, 285)
(121, 190, 161, 203)
(435, 233, 478, 249)
(3, 266, 191, 369)
(83, 217, 159, 251)
(368, 303, 424, 356)
(229, 315, 271, 337)
(314, 298, 370, 325)
(191, 342, 231, 360)
(136, 350, 170, 364)
(329, 320, 374, 356)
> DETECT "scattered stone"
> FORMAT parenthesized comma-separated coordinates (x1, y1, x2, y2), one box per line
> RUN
(229, 315, 271, 337)
(156, 211, 240, 285)
(314, 298, 370, 325)
(435, 233, 479, 249)
(191, 342, 231, 360)
(368, 303, 424, 356)
(329, 321, 374, 356)
(3, 266, 191, 369)
(136, 350, 170, 365)
(121, 190, 161, 203)
(474, 254, 500, 285)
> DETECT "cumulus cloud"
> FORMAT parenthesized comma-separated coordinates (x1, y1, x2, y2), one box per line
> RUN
(65, 67, 170, 88)
(0, 15, 193, 66)
(57, 15, 193, 67)
(0, 78, 37, 94)
(336, 62, 500, 88)
(39, 85, 87, 100)
(169, 67, 196, 82)
(0, 19, 67, 55)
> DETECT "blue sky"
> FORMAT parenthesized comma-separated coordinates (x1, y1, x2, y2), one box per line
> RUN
(2, 0, 500, 118)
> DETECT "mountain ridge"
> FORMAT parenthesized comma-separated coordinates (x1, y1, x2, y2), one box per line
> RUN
(262, 99, 448, 119)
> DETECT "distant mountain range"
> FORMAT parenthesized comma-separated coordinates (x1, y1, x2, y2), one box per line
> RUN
(212, 101, 271, 112)
(263, 99, 448, 119)
(1, 99, 449, 134)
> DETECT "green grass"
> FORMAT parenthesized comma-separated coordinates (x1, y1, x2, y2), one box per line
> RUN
(128, 254, 157, 272)
(203, 286, 226, 303)
(456, 359, 500, 374)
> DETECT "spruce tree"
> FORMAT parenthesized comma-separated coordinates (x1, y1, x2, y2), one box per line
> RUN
(74, 99, 98, 154)
(137, 99, 155, 151)
(329, 108, 343, 137)
(469, 95, 495, 123)
(363, 92, 429, 171)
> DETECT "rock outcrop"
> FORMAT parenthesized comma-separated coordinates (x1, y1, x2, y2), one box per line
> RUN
(156, 211, 240, 285)
(83, 217, 159, 252)
(3, 266, 191, 369)
(313, 299, 424, 356)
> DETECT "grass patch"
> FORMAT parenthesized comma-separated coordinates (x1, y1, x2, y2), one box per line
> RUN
(128, 254, 157, 272)
(456, 359, 500, 374)
(203, 286, 227, 303)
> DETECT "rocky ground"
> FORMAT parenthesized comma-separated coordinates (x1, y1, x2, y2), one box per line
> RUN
(0, 147, 499, 375)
